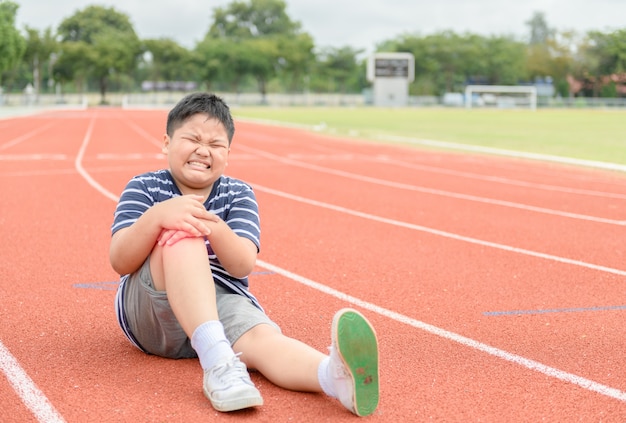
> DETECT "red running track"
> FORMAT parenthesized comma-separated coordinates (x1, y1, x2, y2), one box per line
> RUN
(1, 108, 626, 422)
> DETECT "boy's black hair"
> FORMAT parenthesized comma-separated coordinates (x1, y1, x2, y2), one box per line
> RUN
(166, 93, 235, 143)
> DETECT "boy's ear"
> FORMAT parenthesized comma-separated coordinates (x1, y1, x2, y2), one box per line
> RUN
(161, 134, 170, 155)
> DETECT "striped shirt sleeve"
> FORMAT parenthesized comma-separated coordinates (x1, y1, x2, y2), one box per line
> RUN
(111, 171, 176, 235)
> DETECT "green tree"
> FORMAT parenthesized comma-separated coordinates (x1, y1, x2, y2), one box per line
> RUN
(200, 0, 313, 99)
(196, 38, 256, 93)
(587, 29, 626, 75)
(52, 40, 92, 94)
(275, 33, 315, 92)
(143, 38, 195, 83)
(208, 0, 300, 39)
(313, 46, 364, 93)
(484, 36, 527, 85)
(524, 13, 580, 97)
(583, 29, 626, 97)
(0, 0, 26, 88)
(22, 26, 58, 95)
(246, 37, 279, 99)
(525, 12, 557, 79)
(546, 31, 580, 97)
(526, 11, 554, 45)
(57, 5, 141, 103)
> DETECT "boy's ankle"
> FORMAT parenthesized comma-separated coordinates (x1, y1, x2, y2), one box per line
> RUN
(191, 321, 234, 370)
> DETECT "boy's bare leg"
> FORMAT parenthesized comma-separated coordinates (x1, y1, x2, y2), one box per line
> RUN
(150, 236, 263, 412)
(149, 236, 218, 336)
(234, 324, 325, 391)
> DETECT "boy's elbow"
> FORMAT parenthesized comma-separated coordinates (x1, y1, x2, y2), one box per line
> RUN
(229, 265, 254, 279)
(109, 242, 134, 276)
(226, 238, 258, 278)
(109, 229, 136, 275)
(109, 251, 126, 275)
(229, 256, 256, 279)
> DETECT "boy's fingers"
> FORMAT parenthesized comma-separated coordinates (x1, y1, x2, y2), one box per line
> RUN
(158, 229, 174, 246)
(203, 212, 221, 223)
(195, 221, 211, 235)
(184, 220, 210, 237)
(165, 228, 211, 246)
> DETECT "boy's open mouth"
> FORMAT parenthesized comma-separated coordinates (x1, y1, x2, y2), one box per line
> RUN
(188, 160, 210, 169)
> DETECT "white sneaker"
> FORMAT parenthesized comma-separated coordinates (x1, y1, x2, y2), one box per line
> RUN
(203, 354, 263, 412)
(330, 308, 379, 416)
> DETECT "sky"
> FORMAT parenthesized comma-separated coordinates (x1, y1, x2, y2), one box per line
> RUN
(13, 0, 626, 55)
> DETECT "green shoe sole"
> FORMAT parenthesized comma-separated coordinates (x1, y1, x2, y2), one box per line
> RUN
(334, 309, 380, 416)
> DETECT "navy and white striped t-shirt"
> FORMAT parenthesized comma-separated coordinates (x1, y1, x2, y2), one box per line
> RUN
(112, 170, 262, 348)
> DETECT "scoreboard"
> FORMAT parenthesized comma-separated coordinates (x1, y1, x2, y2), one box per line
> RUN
(366, 52, 415, 106)
(374, 58, 410, 78)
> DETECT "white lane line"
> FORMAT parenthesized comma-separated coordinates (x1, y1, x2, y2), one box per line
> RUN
(0, 122, 57, 151)
(74, 116, 119, 202)
(0, 169, 76, 177)
(0, 154, 67, 160)
(0, 342, 66, 422)
(238, 145, 626, 226)
(96, 153, 165, 160)
(257, 259, 626, 403)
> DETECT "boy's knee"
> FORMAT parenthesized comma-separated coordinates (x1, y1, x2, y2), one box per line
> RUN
(235, 324, 281, 350)
(162, 236, 206, 257)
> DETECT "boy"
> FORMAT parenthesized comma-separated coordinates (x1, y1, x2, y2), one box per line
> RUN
(109, 92, 379, 416)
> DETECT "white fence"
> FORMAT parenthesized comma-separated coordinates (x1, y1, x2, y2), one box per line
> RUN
(1, 91, 625, 109)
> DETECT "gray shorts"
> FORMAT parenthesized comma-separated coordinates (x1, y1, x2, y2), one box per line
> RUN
(121, 258, 279, 359)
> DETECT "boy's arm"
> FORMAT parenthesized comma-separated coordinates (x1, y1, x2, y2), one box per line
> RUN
(110, 205, 165, 276)
(109, 195, 215, 276)
(205, 217, 258, 279)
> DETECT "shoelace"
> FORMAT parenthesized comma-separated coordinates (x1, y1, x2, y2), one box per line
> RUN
(211, 353, 250, 385)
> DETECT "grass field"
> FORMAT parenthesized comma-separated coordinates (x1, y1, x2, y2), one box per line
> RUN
(232, 107, 626, 166)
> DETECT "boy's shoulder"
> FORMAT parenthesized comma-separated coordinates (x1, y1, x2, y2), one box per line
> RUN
(123, 169, 177, 201)
(215, 175, 253, 193)
(128, 169, 172, 186)
(132, 168, 169, 179)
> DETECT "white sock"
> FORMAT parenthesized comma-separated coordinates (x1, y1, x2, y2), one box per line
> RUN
(317, 356, 337, 398)
(190, 320, 234, 370)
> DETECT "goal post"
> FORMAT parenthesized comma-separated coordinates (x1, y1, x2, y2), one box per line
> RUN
(464, 85, 537, 111)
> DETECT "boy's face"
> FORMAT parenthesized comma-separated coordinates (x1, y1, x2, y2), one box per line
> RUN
(162, 113, 230, 195)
